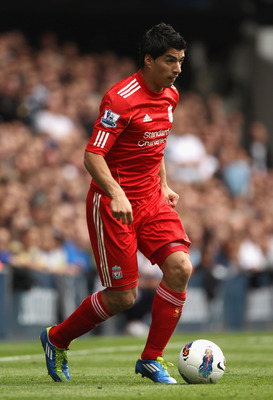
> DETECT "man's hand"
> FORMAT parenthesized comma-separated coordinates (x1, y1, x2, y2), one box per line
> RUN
(161, 185, 179, 208)
(110, 193, 133, 225)
(84, 152, 133, 225)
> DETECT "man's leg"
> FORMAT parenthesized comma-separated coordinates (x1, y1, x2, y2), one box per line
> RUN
(41, 287, 137, 382)
(49, 288, 137, 348)
(141, 251, 192, 360)
(136, 251, 192, 383)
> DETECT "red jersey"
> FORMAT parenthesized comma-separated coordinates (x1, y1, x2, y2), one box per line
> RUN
(85, 70, 179, 199)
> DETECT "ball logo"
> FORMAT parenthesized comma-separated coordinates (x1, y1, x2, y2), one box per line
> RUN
(199, 348, 213, 378)
(182, 341, 193, 361)
(217, 362, 225, 371)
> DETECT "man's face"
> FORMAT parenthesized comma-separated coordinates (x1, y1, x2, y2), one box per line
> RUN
(148, 48, 185, 92)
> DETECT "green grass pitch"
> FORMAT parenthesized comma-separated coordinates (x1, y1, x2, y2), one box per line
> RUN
(0, 331, 272, 400)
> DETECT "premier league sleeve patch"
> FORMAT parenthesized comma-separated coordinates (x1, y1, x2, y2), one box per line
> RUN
(101, 109, 120, 128)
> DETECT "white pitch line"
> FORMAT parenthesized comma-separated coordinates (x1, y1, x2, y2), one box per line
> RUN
(1, 335, 271, 363)
(0, 342, 180, 363)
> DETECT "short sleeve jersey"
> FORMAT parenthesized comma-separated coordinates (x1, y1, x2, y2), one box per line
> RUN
(85, 70, 179, 199)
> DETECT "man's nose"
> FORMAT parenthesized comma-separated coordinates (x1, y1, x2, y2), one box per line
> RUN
(174, 62, 181, 74)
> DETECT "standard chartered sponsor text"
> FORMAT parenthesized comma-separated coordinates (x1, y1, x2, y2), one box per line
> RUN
(138, 128, 170, 146)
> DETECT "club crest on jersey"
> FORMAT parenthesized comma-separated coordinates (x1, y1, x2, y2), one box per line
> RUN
(101, 109, 120, 128)
(168, 105, 173, 122)
(112, 265, 123, 280)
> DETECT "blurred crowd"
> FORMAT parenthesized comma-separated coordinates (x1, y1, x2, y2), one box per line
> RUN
(0, 30, 135, 282)
(0, 30, 273, 331)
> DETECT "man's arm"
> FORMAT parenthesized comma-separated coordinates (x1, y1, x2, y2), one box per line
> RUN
(84, 151, 133, 225)
(159, 158, 179, 208)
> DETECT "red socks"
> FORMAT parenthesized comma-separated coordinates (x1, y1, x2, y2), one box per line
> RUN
(49, 284, 186, 359)
(49, 291, 112, 349)
(141, 283, 186, 360)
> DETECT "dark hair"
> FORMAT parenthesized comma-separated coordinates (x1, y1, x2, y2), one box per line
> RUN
(139, 22, 187, 68)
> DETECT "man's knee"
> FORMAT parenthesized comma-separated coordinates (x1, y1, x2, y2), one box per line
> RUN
(178, 253, 193, 279)
(160, 251, 192, 291)
(102, 286, 138, 314)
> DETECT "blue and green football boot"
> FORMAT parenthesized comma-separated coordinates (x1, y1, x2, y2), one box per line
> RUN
(40, 327, 70, 382)
(135, 357, 177, 383)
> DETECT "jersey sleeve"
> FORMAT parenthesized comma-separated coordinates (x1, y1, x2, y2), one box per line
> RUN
(85, 92, 131, 157)
(172, 86, 180, 110)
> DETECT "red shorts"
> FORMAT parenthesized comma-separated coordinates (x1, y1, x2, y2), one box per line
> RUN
(86, 187, 190, 290)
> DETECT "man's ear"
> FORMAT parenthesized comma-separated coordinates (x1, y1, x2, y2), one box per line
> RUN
(144, 54, 153, 68)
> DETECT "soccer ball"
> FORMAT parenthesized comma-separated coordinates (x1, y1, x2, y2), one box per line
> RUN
(178, 339, 226, 384)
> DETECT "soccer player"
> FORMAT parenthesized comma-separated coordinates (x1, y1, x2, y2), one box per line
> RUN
(40, 22, 192, 384)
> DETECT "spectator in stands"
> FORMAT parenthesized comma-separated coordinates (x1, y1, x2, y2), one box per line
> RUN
(33, 87, 76, 140)
(0, 227, 12, 265)
(165, 100, 218, 183)
(248, 121, 272, 173)
(219, 146, 251, 198)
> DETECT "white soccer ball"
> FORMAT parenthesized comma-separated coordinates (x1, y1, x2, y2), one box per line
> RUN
(178, 339, 226, 384)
